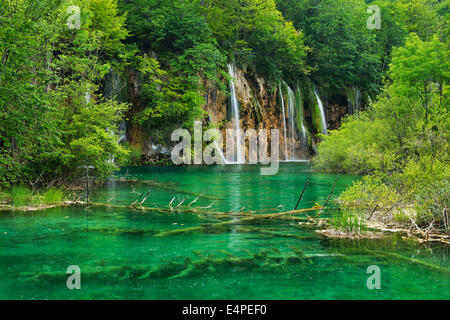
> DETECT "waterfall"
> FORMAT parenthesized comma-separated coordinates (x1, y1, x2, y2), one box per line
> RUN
(296, 85, 307, 144)
(286, 85, 297, 160)
(207, 115, 228, 164)
(214, 141, 228, 164)
(228, 63, 244, 164)
(280, 81, 309, 160)
(279, 84, 289, 160)
(104, 69, 121, 101)
(85, 90, 91, 103)
(118, 121, 127, 144)
(314, 87, 328, 135)
(347, 86, 362, 114)
(103, 69, 127, 146)
(355, 87, 361, 113)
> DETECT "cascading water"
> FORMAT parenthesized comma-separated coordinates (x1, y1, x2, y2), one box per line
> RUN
(286, 85, 297, 160)
(314, 87, 328, 135)
(214, 139, 228, 165)
(354, 87, 361, 113)
(118, 121, 127, 144)
(207, 115, 228, 164)
(280, 81, 310, 160)
(347, 86, 362, 114)
(85, 90, 91, 103)
(296, 85, 307, 144)
(103, 69, 127, 146)
(104, 69, 121, 101)
(279, 84, 289, 160)
(228, 63, 244, 164)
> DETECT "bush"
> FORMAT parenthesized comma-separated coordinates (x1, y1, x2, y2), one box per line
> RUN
(314, 32, 449, 231)
(313, 116, 390, 174)
(400, 157, 450, 229)
(339, 176, 400, 210)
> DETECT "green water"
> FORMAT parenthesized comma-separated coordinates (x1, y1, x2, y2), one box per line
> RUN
(0, 164, 448, 300)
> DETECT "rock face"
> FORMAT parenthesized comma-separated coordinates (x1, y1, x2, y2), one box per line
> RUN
(124, 64, 365, 164)
(204, 66, 293, 161)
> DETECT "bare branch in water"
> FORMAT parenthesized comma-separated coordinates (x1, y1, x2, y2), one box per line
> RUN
(291, 172, 311, 215)
(175, 199, 185, 208)
(319, 174, 339, 216)
(197, 200, 217, 209)
(131, 191, 145, 207)
(168, 197, 176, 208)
(188, 190, 206, 207)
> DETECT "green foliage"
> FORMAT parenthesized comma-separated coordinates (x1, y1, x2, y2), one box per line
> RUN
(7, 186, 64, 207)
(400, 156, 449, 228)
(369, 0, 408, 75)
(0, 0, 448, 231)
(389, 33, 449, 109)
(42, 188, 64, 205)
(315, 31, 449, 230)
(133, 54, 205, 128)
(340, 176, 401, 210)
(124, 145, 143, 166)
(330, 208, 368, 235)
(119, 0, 225, 140)
(276, 0, 381, 93)
(0, 0, 129, 188)
(10, 186, 34, 207)
(202, 0, 307, 82)
(396, 0, 440, 41)
(313, 112, 396, 174)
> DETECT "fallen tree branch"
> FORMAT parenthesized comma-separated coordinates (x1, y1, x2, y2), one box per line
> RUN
(367, 204, 379, 221)
(319, 174, 339, 216)
(188, 190, 206, 207)
(153, 206, 323, 237)
(291, 172, 311, 215)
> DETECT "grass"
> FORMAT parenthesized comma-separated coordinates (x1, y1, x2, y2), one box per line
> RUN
(42, 188, 63, 205)
(10, 186, 34, 207)
(330, 208, 368, 235)
(6, 186, 64, 207)
(393, 210, 410, 223)
(0, 191, 9, 203)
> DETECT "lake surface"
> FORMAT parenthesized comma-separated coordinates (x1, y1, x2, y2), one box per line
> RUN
(0, 163, 448, 299)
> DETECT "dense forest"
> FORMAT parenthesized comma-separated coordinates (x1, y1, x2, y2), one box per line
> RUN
(0, 0, 448, 230)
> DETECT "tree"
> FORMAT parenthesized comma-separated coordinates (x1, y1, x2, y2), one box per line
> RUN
(0, 0, 129, 188)
(119, 0, 226, 142)
(389, 33, 449, 111)
(276, 0, 382, 93)
(202, 0, 307, 82)
(314, 29, 449, 229)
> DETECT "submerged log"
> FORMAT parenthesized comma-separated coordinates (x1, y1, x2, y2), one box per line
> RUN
(115, 179, 221, 201)
(153, 207, 323, 237)
(20, 248, 317, 282)
(365, 249, 450, 274)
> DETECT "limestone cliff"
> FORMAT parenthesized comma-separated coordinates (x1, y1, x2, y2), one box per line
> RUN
(122, 64, 366, 163)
